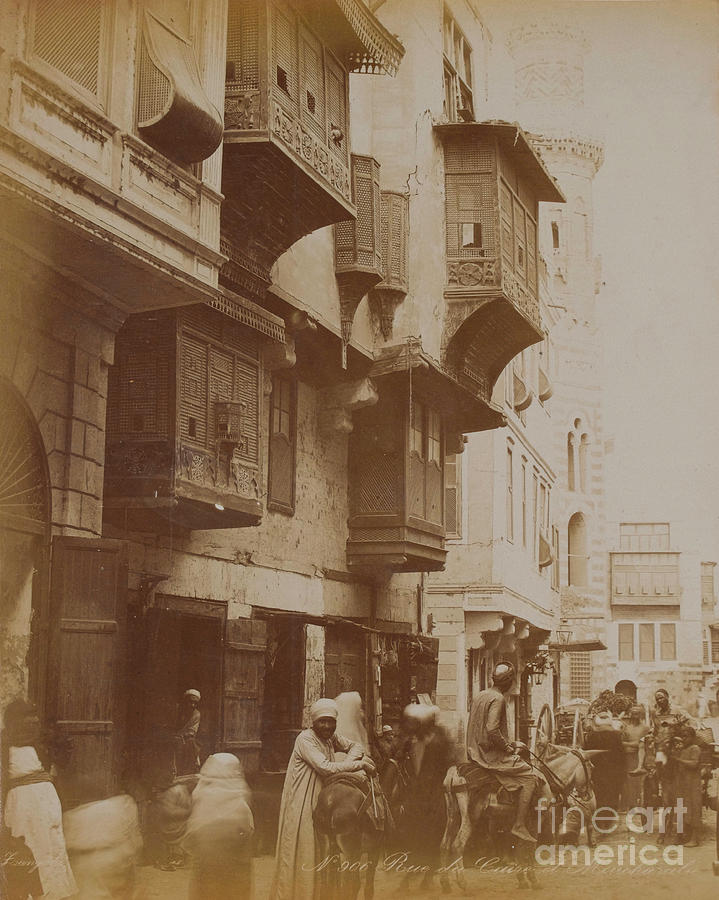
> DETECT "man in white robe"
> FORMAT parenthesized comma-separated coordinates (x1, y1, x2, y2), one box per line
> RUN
(271, 697, 375, 900)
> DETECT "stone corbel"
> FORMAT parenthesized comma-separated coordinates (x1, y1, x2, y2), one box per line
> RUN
(318, 377, 379, 434)
(286, 309, 318, 335)
(446, 432, 468, 455)
(338, 271, 382, 369)
(367, 286, 406, 341)
(263, 335, 296, 395)
(498, 616, 517, 653)
(516, 623, 530, 642)
(513, 372, 533, 412)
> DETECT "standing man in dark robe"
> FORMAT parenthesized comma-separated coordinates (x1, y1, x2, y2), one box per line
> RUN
(466, 661, 538, 843)
(396, 704, 455, 886)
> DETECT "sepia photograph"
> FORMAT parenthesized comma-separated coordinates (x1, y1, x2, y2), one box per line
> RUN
(0, 0, 717, 897)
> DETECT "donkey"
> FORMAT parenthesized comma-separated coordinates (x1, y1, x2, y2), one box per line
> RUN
(313, 771, 392, 900)
(439, 743, 604, 892)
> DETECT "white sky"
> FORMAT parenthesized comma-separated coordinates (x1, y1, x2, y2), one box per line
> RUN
(479, 0, 719, 557)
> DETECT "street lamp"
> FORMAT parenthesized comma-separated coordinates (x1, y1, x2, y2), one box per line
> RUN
(555, 620, 573, 646)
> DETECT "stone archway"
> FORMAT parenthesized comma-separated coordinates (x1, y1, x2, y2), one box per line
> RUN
(0, 378, 51, 708)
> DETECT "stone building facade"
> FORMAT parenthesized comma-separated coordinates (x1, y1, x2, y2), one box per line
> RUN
(608, 523, 705, 714)
(508, 23, 609, 702)
(0, 0, 558, 840)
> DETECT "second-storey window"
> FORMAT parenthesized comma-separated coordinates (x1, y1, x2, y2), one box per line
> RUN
(442, 7, 473, 122)
(445, 453, 462, 539)
(268, 374, 297, 514)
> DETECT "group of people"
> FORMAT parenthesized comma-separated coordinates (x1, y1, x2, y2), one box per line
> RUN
(1, 693, 254, 900)
(4, 675, 711, 899)
(272, 662, 543, 897)
(584, 687, 706, 846)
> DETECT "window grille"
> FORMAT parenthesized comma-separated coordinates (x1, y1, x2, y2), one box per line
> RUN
(569, 652, 592, 700)
(226, 0, 260, 93)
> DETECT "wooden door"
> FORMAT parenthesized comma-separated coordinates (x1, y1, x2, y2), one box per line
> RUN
(47, 537, 128, 806)
(222, 617, 266, 775)
(325, 625, 367, 701)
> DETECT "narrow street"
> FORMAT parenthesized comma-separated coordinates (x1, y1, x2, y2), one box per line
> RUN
(138, 814, 719, 900)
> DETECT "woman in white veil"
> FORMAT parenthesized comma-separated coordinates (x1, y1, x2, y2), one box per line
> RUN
(334, 692, 369, 757)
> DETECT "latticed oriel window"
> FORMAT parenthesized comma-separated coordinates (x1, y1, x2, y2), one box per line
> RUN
(268, 374, 296, 515)
(442, 6, 473, 122)
(569, 652, 592, 701)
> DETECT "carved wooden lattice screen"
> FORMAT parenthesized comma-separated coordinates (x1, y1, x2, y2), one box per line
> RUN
(179, 307, 261, 465)
(326, 53, 348, 161)
(31, 0, 104, 97)
(107, 313, 172, 438)
(226, 0, 260, 94)
(299, 25, 326, 143)
(271, 1, 298, 104)
(380, 192, 409, 289)
(444, 140, 496, 262)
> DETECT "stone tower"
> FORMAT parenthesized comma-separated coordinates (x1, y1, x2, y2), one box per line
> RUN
(509, 24, 608, 699)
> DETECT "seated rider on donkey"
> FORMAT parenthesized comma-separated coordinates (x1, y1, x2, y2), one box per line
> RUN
(466, 661, 542, 843)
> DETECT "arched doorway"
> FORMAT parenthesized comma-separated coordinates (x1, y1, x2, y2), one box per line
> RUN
(0, 378, 51, 709)
(615, 679, 637, 701)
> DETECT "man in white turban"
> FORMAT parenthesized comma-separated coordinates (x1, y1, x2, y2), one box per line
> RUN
(271, 698, 376, 899)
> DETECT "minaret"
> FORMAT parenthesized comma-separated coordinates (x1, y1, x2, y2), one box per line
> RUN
(509, 24, 608, 698)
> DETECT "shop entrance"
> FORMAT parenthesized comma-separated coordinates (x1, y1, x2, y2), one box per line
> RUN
(127, 598, 223, 788)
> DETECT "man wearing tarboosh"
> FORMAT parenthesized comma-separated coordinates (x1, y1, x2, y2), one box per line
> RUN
(271, 697, 374, 899)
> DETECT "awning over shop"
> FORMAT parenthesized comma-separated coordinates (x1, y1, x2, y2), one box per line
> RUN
(548, 639, 607, 652)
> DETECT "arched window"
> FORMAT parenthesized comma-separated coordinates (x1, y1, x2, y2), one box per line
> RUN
(579, 433, 589, 493)
(567, 433, 575, 492)
(568, 511, 588, 587)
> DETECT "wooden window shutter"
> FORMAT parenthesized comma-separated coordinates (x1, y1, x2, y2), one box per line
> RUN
(445, 453, 461, 538)
(32, 0, 104, 98)
(47, 537, 129, 807)
(222, 618, 267, 775)
(268, 375, 296, 514)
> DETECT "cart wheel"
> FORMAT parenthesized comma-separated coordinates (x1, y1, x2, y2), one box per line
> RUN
(532, 703, 554, 759)
(572, 709, 585, 749)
